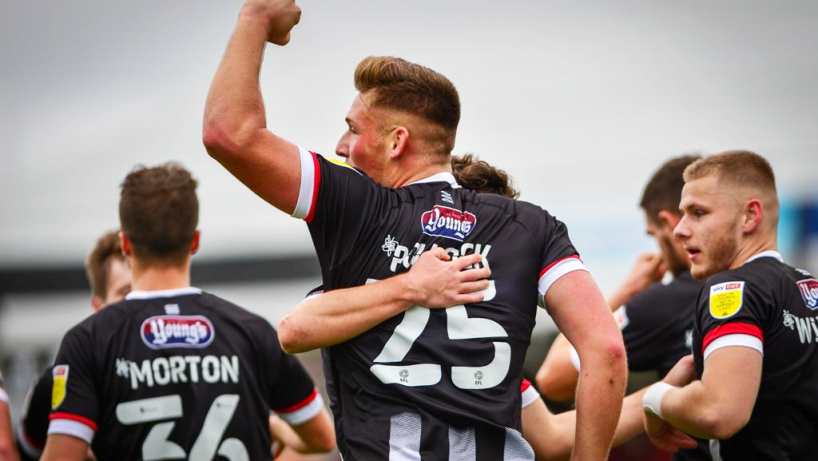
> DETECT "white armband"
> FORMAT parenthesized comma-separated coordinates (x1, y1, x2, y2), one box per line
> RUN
(642, 382, 674, 419)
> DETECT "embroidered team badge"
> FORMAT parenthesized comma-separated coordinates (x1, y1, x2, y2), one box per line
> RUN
(709, 281, 745, 319)
(51, 365, 69, 410)
(797, 279, 818, 310)
(141, 315, 215, 350)
(420, 205, 477, 242)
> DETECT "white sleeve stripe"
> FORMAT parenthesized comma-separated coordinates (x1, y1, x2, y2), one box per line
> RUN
(520, 385, 540, 409)
(292, 146, 316, 220)
(48, 419, 95, 445)
(538, 258, 588, 300)
(278, 393, 325, 425)
(569, 344, 581, 371)
(0, 387, 8, 403)
(16, 426, 43, 458)
(703, 334, 764, 361)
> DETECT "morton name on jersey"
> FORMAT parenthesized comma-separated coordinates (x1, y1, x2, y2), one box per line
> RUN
(48, 288, 323, 461)
(291, 149, 587, 461)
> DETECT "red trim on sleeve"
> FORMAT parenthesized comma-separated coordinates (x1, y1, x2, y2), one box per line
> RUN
(49, 412, 98, 431)
(23, 429, 45, 451)
(520, 378, 532, 392)
(275, 388, 319, 414)
(305, 152, 321, 224)
(538, 255, 581, 279)
(702, 323, 764, 352)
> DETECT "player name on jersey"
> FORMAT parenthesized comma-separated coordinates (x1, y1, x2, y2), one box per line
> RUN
(385, 235, 492, 273)
(117, 355, 239, 390)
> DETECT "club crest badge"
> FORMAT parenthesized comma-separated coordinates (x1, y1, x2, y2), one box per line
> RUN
(420, 205, 477, 242)
(797, 279, 818, 310)
(709, 281, 745, 319)
(51, 365, 69, 410)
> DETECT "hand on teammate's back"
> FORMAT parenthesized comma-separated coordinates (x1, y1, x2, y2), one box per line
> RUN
(240, 0, 301, 45)
(402, 247, 490, 308)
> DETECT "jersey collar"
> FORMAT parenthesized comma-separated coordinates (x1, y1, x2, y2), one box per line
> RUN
(407, 172, 461, 189)
(745, 250, 783, 264)
(126, 287, 203, 300)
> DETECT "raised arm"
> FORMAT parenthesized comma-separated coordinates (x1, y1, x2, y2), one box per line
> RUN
(202, 0, 303, 213)
(643, 347, 761, 451)
(544, 270, 628, 461)
(278, 248, 489, 353)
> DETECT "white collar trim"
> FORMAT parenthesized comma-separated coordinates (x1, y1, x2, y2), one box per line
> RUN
(745, 250, 783, 264)
(408, 172, 461, 188)
(126, 287, 203, 300)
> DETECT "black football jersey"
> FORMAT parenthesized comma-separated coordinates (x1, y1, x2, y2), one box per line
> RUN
(48, 288, 322, 461)
(16, 367, 52, 460)
(692, 252, 818, 460)
(292, 150, 586, 460)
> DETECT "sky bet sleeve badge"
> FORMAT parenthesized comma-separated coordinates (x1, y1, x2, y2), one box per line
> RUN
(51, 365, 69, 410)
(709, 281, 745, 319)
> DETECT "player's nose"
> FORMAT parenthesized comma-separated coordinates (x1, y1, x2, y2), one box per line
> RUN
(336, 132, 350, 158)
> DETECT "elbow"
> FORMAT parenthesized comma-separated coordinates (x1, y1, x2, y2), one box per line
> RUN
(307, 431, 336, 454)
(202, 123, 238, 163)
(696, 404, 750, 440)
(0, 444, 18, 461)
(277, 316, 305, 355)
(535, 367, 574, 403)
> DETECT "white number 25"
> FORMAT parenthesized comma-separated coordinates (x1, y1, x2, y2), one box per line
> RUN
(370, 281, 511, 389)
(116, 394, 248, 461)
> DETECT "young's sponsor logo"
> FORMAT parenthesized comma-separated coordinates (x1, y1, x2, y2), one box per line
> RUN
(797, 279, 818, 310)
(709, 281, 745, 319)
(51, 365, 69, 410)
(421, 205, 476, 242)
(141, 315, 214, 350)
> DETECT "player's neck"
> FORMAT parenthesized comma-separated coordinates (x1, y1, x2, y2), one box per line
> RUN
(390, 160, 451, 188)
(730, 234, 779, 269)
(130, 259, 192, 291)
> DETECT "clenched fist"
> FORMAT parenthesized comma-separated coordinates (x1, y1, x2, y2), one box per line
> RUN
(241, 0, 302, 45)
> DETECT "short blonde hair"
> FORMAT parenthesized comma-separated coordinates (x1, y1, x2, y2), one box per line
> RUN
(684, 150, 779, 224)
(354, 56, 459, 154)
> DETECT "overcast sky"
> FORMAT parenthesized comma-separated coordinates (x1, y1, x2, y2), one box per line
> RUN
(1, 0, 816, 269)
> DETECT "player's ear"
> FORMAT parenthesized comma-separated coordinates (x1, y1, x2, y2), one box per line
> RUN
(119, 231, 132, 257)
(388, 126, 409, 160)
(742, 199, 763, 234)
(190, 230, 201, 255)
(656, 210, 681, 233)
(91, 296, 104, 312)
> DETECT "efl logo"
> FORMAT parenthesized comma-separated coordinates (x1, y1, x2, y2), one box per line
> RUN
(141, 315, 215, 350)
(421, 205, 477, 242)
(798, 279, 818, 310)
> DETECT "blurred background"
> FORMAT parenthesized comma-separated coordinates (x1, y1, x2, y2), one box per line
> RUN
(1, 0, 817, 459)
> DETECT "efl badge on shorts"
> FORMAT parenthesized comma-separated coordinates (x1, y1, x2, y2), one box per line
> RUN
(797, 279, 818, 310)
(709, 281, 745, 319)
(52, 365, 69, 410)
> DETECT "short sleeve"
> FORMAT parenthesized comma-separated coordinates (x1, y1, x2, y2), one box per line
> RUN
(48, 327, 99, 445)
(293, 149, 383, 270)
(536, 212, 586, 304)
(264, 326, 324, 425)
(17, 367, 53, 458)
(520, 379, 540, 409)
(697, 276, 766, 361)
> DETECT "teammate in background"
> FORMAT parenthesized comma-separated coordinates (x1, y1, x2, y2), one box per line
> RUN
(16, 231, 131, 461)
(203, 1, 626, 458)
(41, 164, 334, 461)
(0, 369, 20, 461)
(642, 151, 818, 460)
(536, 156, 711, 460)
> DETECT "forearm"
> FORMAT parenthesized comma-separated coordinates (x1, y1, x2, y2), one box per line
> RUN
(612, 388, 647, 447)
(656, 382, 723, 440)
(203, 11, 269, 155)
(572, 347, 627, 460)
(279, 276, 415, 353)
(0, 403, 18, 461)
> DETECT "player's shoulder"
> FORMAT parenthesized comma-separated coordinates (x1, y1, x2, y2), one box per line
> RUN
(196, 292, 274, 328)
